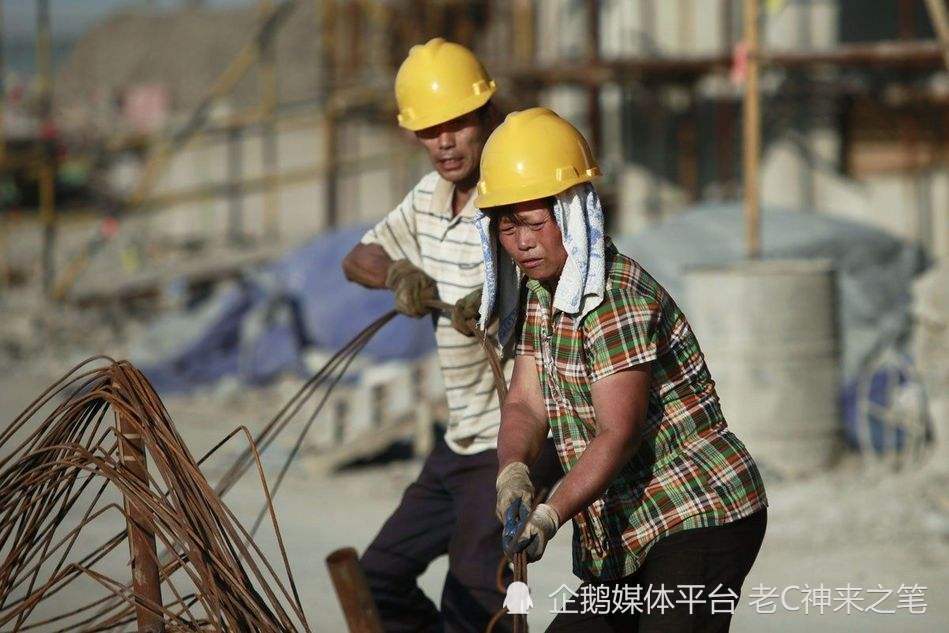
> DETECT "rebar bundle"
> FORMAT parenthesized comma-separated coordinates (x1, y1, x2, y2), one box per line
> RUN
(0, 302, 508, 632)
(0, 357, 311, 632)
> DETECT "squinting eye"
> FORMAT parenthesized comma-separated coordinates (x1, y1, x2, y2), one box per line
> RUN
(530, 223, 545, 230)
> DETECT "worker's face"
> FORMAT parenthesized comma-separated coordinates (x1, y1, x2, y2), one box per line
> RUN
(495, 199, 567, 283)
(415, 110, 486, 186)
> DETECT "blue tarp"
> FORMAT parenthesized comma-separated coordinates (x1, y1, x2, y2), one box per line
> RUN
(137, 226, 436, 394)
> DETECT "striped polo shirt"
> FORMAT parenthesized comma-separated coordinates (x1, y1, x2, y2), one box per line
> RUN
(361, 171, 506, 455)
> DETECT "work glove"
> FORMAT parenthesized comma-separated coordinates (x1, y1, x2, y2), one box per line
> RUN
(496, 462, 534, 522)
(451, 288, 482, 337)
(506, 502, 560, 563)
(385, 260, 438, 318)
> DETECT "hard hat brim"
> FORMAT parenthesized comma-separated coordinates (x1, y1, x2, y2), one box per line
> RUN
(475, 170, 600, 210)
(398, 87, 495, 132)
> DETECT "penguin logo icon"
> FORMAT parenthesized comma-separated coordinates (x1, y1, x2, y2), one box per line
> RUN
(504, 581, 533, 615)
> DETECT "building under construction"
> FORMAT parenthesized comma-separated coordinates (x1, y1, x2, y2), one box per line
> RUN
(1, 1, 949, 631)
(1, 0, 947, 295)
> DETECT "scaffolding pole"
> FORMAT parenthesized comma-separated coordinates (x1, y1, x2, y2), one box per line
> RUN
(36, 0, 57, 294)
(227, 124, 245, 244)
(742, 0, 761, 259)
(0, 0, 7, 290)
(924, 0, 949, 70)
(512, 0, 534, 69)
(586, 0, 602, 155)
(259, 0, 280, 239)
(0, 0, 6, 168)
(321, 0, 339, 229)
(503, 40, 946, 87)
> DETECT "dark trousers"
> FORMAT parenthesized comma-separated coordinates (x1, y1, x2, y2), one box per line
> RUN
(360, 433, 563, 633)
(548, 509, 767, 633)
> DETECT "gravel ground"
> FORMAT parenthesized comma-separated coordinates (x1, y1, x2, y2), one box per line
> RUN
(1, 291, 947, 631)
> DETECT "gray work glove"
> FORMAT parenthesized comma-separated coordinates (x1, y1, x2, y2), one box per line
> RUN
(509, 503, 560, 563)
(451, 288, 482, 337)
(385, 259, 438, 318)
(496, 462, 534, 522)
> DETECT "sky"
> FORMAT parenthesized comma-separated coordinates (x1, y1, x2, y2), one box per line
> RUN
(2, 0, 254, 74)
(3, 1, 252, 39)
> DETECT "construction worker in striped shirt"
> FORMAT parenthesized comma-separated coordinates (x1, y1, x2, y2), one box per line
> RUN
(342, 40, 561, 633)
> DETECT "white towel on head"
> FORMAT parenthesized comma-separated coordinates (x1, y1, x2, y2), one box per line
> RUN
(476, 183, 607, 353)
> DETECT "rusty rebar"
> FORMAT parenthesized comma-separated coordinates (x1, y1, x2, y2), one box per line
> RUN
(0, 359, 311, 631)
(116, 405, 164, 633)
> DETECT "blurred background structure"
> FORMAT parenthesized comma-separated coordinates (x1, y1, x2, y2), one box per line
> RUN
(0, 1, 944, 275)
(1, 0, 946, 463)
(0, 1, 948, 630)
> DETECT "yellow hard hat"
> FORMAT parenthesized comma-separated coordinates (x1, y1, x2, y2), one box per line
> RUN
(476, 107, 600, 209)
(395, 38, 496, 132)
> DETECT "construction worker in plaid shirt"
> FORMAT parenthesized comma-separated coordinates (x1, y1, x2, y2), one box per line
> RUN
(474, 108, 769, 632)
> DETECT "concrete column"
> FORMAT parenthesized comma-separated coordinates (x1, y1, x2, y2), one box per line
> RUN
(685, 259, 842, 481)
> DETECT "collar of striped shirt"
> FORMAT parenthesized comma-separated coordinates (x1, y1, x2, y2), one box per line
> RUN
(431, 174, 481, 223)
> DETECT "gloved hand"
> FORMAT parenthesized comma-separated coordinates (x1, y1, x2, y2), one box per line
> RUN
(507, 503, 560, 563)
(451, 288, 482, 337)
(385, 260, 438, 318)
(502, 497, 530, 555)
(496, 461, 534, 522)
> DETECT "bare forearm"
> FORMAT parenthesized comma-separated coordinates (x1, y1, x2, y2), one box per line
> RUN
(497, 401, 548, 471)
(546, 429, 640, 524)
(342, 243, 393, 289)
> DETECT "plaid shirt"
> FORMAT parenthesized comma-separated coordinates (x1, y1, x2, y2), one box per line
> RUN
(517, 240, 768, 581)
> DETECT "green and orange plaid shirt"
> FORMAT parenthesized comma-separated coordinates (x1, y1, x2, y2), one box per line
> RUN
(517, 240, 768, 582)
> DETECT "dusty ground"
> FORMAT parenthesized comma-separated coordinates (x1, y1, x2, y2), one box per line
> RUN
(1, 296, 947, 632)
